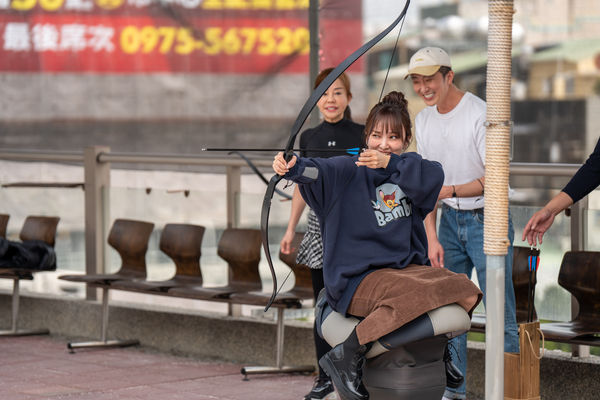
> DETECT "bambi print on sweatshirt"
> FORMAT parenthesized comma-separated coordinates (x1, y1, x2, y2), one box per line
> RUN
(372, 183, 412, 227)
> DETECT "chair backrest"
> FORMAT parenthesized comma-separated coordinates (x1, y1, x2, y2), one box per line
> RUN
(558, 251, 600, 324)
(0, 214, 9, 238)
(108, 219, 154, 278)
(160, 223, 205, 281)
(217, 228, 262, 290)
(278, 231, 313, 298)
(19, 216, 60, 247)
(512, 245, 537, 323)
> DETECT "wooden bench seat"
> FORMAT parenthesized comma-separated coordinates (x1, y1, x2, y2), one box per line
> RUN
(56, 226, 314, 375)
(233, 232, 315, 378)
(111, 226, 314, 375)
(470, 246, 537, 333)
(0, 214, 8, 238)
(111, 223, 205, 294)
(539, 251, 600, 347)
(168, 228, 263, 300)
(0, 215, 60, 336)
(58, 218, 154, 351)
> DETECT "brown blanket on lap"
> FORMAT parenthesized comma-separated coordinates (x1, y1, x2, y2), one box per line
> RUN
(348, 265, 482, 344)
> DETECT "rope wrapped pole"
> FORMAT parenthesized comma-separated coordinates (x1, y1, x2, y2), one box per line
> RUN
(485, 1, 514, 399)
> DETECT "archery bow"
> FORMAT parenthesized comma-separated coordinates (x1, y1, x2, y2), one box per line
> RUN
(262, 0, 411, 312)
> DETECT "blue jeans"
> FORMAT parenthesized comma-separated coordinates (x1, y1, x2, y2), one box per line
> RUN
(439, 205, 519, 399)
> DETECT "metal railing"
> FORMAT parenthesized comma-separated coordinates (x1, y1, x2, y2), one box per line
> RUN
(0, 147, 586, 273)
(0, 147, 590, 351)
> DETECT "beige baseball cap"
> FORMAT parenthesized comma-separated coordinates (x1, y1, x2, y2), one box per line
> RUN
(405, 47, 452, 79)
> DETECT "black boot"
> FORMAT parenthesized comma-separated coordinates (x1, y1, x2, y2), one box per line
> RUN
(304, 375, 335, 400)
(444, 343, 464, 389)
(318, 328, 369, 400)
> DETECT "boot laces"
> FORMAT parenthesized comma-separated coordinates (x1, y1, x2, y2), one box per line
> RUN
(314, 375, 330, 387)
(444, 342, 462, 363)
(354, 354, 366, 386)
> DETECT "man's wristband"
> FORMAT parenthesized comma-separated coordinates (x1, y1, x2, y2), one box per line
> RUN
(452, 185, 457, 198)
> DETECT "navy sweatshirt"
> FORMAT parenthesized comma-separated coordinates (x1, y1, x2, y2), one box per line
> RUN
(285, 152, 444, 315)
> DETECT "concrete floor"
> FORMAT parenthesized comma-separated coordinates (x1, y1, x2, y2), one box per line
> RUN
(0, 335, 318, 400)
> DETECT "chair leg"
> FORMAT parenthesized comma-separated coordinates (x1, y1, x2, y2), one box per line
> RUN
(241, 307, 315, 379)
(11, 278, 18, 332)
(276, 306, 285, 368)
(0, 278, 49, 336)
(67, 287, 139, 352)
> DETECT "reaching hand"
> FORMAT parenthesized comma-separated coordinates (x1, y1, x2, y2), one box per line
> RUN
(522, 208, 555, 246)
(280, 229, 296, 255)
(428, 239, 445, 268)
(273, 152, 297, 176)
(355, 149, 391, 169)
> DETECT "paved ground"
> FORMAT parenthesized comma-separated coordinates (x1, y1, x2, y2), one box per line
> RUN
(0, 336, 318, 400)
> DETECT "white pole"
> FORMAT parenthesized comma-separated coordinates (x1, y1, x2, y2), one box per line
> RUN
(485, 255, 506, 399)
(485, 1, 514, 399)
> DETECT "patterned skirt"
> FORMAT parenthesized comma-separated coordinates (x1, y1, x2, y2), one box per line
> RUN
(296, 209, 324, 269)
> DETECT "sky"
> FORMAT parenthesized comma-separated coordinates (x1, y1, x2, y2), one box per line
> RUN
(362, 0, 439, 31)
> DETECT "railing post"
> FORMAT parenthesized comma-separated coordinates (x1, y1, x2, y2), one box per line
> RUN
(84, 146, 111, 301)
(308, 0, 320, 127)
(226, 166, 241, 229)
(226, 165, 242, 316)
(569, 197, 590, 357)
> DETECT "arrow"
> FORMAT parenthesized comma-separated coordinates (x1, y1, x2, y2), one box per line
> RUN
(202, 147, 363, 155)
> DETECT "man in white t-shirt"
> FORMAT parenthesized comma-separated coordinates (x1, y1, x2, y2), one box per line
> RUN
(407, 47, 519, 400)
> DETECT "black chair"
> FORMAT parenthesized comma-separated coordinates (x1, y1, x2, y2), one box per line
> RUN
(0, 216, 60, 336)
(58, 218, 154, 351)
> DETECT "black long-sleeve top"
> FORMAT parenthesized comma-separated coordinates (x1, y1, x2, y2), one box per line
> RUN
(563, 138, 600, 203)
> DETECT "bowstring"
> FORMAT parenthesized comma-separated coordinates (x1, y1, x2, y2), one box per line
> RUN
(378, 16, 407, 102)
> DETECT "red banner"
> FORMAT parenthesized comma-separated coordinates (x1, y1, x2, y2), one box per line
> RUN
(0, 0, 363, 73)
(1, 0, 313, 14)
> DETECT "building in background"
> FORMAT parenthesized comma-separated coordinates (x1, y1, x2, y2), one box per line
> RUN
(367, 0, 600, 169)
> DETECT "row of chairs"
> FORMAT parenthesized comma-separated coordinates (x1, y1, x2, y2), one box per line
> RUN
(1, 215, 598, 368)
(57, 218, 315, 376)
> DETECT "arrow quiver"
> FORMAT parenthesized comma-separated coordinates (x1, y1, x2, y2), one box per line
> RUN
(504, 321, 543, 400)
